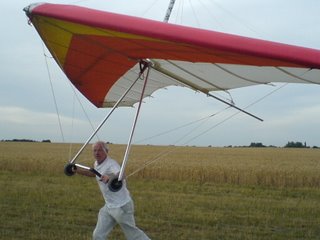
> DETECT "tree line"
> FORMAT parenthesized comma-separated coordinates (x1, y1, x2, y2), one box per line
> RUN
(248, 141, 318, 149)
(1, 139, 51, 143)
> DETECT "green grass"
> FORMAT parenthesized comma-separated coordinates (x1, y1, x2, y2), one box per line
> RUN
(1, 142, 320, 239)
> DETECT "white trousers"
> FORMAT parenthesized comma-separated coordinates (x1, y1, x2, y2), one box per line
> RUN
(93, 200, 150, 240)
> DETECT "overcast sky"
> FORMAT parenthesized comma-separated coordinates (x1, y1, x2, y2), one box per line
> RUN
(1, 0, 320, 147)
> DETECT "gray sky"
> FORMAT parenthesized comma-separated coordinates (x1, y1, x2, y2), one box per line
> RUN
(1, 0, 320, 147)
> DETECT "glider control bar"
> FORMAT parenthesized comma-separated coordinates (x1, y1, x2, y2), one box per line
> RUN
(64, 163, 101, 177)
(75, 163, 102, 177)
(151, 60, 263, 122)
(64, 163, 123, 192)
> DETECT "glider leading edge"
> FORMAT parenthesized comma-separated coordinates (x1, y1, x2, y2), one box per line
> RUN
(24, 2, 320, 190)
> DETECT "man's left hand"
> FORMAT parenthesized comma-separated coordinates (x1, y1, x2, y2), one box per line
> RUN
(100, 175, 109, 183)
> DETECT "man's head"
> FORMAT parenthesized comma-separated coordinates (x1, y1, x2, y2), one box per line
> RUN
(92, 141, 108, 164)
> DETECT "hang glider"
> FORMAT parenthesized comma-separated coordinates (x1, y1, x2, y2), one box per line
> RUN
(24, 2, 320, 190)
(24, 3, 320, 110)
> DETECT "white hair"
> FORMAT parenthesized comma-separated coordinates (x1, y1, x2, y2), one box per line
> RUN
(93, 141, 109, 153)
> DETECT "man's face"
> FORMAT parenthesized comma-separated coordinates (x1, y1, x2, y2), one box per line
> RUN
(93, 144, 107, 164)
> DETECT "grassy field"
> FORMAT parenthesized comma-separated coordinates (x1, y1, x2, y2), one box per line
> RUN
(1, 142, 320, 239)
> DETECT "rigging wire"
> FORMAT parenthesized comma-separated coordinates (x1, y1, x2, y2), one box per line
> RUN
(197, 0, 224, 30)
(140, 0, 163, 18)
(42, 44, 65, 143)
(127, 83, 289, 179)
(134, 106, 230, 144)
(204, 0, 264, 38)
(43, 44, 101, 158)
(183, 83, 289, 144)
(66, 80, 102, 140)
(174, 0, 184, 25)
(127, 107, 226, 178)
(68, 93, 76, 159)
(188, 0, 201, 27)
(64, 67, 105, 160)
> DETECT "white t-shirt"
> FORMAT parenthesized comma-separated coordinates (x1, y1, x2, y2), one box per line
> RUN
(94, 157, 131, 208)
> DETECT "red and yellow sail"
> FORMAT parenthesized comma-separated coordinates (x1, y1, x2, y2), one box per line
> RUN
(25, 3, 320, 107)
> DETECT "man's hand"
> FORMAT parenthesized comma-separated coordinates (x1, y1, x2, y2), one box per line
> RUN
(100, 175, 110, 184)
(64, 163, 77, 176)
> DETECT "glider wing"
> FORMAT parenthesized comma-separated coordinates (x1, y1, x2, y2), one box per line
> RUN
(24, 3, 320, 107)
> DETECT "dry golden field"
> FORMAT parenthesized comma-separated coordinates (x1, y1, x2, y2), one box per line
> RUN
(1, 142, 320, 239)
(2, 142, 320, 187)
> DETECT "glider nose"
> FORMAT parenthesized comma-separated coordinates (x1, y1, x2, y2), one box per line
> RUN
(23, 3, 44, 18)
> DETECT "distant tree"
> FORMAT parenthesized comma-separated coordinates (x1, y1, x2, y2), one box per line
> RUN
(249, 142, 266, 148)
(11, 139, 36, 142)
(284, 141, 308, 148)
(42, 139, 51, 143)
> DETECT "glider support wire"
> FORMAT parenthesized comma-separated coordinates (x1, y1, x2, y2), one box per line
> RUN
(68, 60, 150, 164)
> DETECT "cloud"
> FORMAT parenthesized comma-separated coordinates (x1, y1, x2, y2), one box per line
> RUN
(266, 104, 320, 130)
(0, 106, 94, 142)
(0, 106, 55, 124)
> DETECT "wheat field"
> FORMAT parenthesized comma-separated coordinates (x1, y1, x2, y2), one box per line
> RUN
(1, 142, 320, 239)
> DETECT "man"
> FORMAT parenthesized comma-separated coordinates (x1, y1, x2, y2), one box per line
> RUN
(74, 141, 150, 240)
